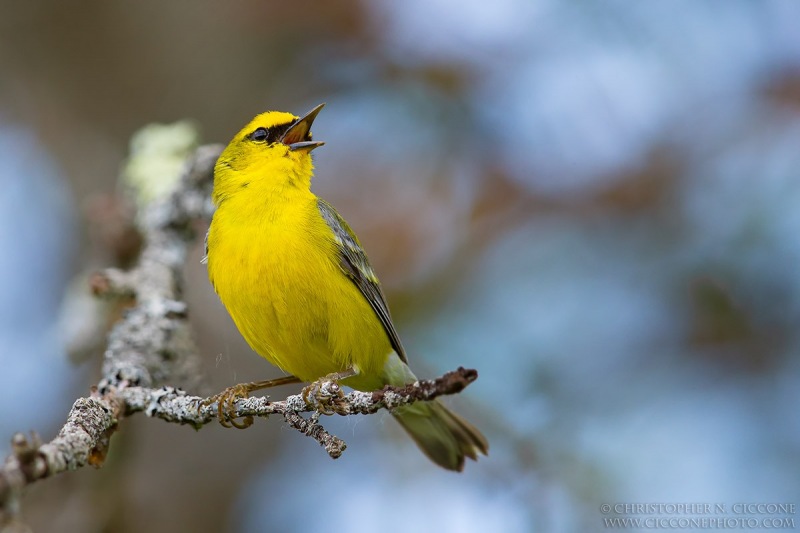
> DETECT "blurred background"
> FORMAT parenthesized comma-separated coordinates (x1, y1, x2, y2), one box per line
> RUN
(1, 1, 800, 532)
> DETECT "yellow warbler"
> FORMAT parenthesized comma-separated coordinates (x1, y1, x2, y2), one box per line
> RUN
(205, 104, 487, 471)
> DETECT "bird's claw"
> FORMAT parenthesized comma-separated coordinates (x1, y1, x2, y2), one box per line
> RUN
(201, 384, 255, 429)
(301, 378, 347, 415)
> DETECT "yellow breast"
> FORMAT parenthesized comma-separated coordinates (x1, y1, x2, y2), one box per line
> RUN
(206, 188, 392, 383)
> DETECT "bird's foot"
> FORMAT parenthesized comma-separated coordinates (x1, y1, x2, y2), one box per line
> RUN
(202, 375, 301, 429)
(302, 379, 346, 415)
(202, 383, 256, 429)
(301, 368, 356, 415)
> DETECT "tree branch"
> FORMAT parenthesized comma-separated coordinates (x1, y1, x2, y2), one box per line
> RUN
(0, 126, 481, 525)
(0, 368, 477, 515)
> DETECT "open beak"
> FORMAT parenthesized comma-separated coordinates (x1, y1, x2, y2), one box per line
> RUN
(281, 103, 325, 152)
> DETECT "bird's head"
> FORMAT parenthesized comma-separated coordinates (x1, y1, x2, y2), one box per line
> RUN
(213, 104, 325, 204)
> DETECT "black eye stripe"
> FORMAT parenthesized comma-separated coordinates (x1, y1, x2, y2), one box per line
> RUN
(268, 122, 293, 142)
(247, 120, 309, 144)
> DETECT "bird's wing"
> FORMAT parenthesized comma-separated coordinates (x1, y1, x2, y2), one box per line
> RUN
(317, 198, 408, 364)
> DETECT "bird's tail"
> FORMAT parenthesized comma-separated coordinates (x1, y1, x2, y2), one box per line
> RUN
(393, 399, 489, 471)
(347, 352, 488, 471)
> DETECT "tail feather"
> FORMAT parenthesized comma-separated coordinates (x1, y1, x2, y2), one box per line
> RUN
(357, 352, 488, 471)
(393, 399, 489, 471)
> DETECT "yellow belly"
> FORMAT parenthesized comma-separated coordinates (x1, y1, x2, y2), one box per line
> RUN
(206, 193, 392, 384)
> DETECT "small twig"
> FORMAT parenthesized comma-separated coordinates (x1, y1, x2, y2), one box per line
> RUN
(122, 367, 476, 456)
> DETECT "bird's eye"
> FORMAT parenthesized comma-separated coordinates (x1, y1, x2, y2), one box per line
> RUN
(250, 128, 268, 142)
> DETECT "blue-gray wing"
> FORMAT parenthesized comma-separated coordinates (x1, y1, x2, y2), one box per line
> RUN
(317, 198, 408, 364)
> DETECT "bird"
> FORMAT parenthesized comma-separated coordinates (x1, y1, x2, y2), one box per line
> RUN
(204, 104, 488, 471)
